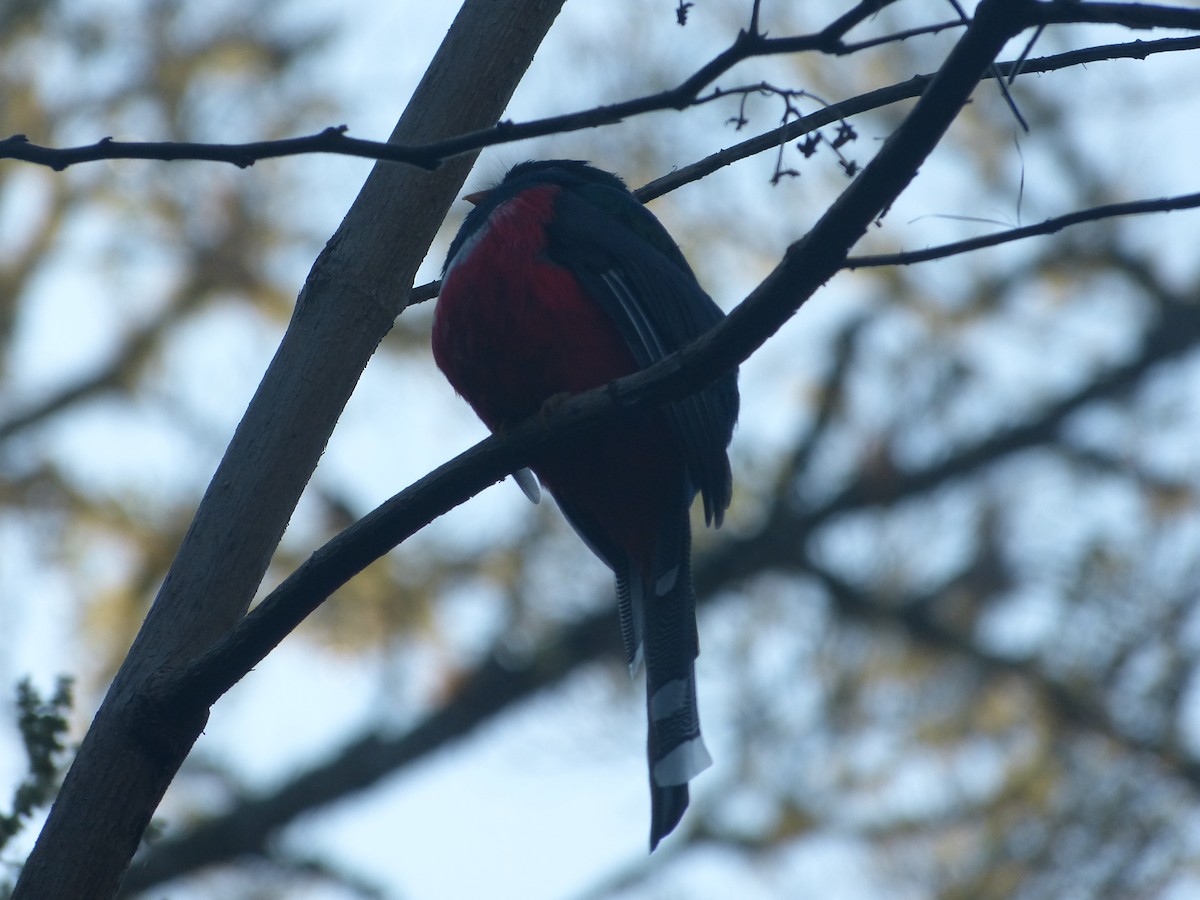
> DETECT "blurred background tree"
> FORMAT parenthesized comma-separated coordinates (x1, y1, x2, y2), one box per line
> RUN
(3, 0, 1200, 897)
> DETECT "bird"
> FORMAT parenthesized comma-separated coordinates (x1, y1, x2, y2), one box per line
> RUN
(432, 159, 738, 850)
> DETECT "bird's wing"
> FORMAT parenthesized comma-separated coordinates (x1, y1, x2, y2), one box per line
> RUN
(545, 187, 739, 527)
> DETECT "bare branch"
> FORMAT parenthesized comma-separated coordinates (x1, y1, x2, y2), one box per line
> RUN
(1032, 0, 1200, 30)
(803, 560, 1200, 784)
(12, 1, 568, 897)
(0, 7, 927, 173)
(6, 22, 1197, 185)
(846, 189, 1200, 269)
(398, 32, 1200, 309)
(123, 275, 1200, 894)
(136, 0, 1030, 768)
(637, 34, 1200, 200)
(19, 1, 1200, 894)
(0, 127, 443, 172)
(10, 2, 1196, 174)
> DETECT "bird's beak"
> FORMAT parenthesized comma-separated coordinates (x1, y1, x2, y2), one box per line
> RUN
(463, 189, 490, 206)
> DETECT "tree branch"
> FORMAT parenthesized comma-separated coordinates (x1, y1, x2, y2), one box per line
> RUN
(133, 0, 1031, 806)
(636, 33, 1200, 201)
(124, 274, 1200, 894)
(10, 3, 1195, 175)
(0, 5, 932, 173)
(12, 1, 567, 897)
(845, 189, 1200, 269)
(803, 559, 1200, 783)
(23, 1, 1200, 894)
(0, 127, 447, 172)
(400, 32, 1200, 309)
(1032, 0, 1200, 30)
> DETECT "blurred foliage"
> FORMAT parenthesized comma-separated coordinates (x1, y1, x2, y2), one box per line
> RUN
(0, 676, 72, 896)
(3, 1, 1200, 898)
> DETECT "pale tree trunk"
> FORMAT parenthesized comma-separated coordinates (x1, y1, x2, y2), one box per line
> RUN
(12, 1, 564, 896)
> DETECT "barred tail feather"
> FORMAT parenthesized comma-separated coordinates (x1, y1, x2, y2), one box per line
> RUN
(646, 659, 710, 849)
(647, 673, 710, 850)
(643, 509, 709, 850)
(616, 568, 645, 676)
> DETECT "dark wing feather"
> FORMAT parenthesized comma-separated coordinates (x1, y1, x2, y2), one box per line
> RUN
(551, 491, 644, 672)
(544, 185, 739, 526)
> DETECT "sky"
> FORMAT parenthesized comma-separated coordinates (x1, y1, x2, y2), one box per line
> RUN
(4, 0, 1200, 898)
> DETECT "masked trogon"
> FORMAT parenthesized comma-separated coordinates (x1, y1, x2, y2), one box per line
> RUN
(432, 159, 738, 850)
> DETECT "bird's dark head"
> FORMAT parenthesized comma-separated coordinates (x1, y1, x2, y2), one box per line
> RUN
(498, 159, 626, 195)
(445, 160, 629, 275)
(461, 160, 626, 207)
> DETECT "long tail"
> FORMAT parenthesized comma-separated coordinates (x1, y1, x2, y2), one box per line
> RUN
(646, 652, 710, 849)
(634, 509, 712, 851)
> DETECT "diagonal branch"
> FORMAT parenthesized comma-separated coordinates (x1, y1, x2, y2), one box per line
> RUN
(402, 33, 1200, 309)
(637, 33, 1200, 200)
(803, 559, 1200, 783)
(137, 0, 1032, 790)
(20, 2, 1200, 896)
(12, 1, 568, 897)
(123, 276, 1200, 895)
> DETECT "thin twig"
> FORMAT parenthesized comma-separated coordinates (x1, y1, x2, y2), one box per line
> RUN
(13, 4, 1194, 174)
(845, 189, 1200, 269)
